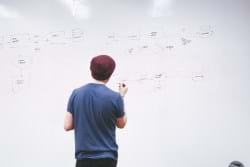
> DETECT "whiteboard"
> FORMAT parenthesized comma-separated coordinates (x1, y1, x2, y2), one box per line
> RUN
(0, 0, 250, 166)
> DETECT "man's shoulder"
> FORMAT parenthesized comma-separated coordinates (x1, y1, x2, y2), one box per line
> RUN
(73, 83, 120, 99)
(70, 84, 90, 96)
(104, 86, 120, 97)
(76, 83, 92, 91)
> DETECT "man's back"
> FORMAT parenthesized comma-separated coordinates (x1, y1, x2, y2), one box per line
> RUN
(67, 83, 125, 160)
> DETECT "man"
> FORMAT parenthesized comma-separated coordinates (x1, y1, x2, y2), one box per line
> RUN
(64, 55, 128, 167)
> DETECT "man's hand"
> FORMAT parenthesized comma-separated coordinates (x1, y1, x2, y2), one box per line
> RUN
(119, 82, 128, 97)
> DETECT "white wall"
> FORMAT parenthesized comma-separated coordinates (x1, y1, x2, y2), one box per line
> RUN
(0, 0, 250, 166)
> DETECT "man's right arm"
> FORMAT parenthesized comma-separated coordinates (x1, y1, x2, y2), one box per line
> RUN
(116, 82, 128, 129)
(116, 115, 127, 129)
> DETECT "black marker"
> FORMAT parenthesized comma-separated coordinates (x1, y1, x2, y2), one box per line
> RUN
(118, 83, 126, 87)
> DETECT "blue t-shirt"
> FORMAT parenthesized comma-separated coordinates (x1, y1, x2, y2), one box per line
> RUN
(67, 83, 125, 160)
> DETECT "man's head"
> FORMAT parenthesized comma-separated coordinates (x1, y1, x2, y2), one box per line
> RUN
(90, 55, 116, 81)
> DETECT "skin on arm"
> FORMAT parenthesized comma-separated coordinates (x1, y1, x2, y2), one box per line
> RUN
(116, 115, 127, 129)
(64, 111, 74, 131)
(116, 82, 128, 129)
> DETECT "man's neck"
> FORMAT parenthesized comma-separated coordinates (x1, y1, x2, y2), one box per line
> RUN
(93, 79, 108, 85)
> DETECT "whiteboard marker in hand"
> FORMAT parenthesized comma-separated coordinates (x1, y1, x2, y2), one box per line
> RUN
(119, 82, 128, 98)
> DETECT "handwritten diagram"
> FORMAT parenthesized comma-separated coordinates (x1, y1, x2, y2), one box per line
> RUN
(1, 25, 213, 94)
(12, 75, 25, 93)
(10, 54, 32, 93)
(197, 25, 214, 38)
(6, 33, 30, 48)
(71, 28, 84, 42)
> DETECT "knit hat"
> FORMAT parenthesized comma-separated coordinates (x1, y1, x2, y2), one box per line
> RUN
(90, 55, 116, 81)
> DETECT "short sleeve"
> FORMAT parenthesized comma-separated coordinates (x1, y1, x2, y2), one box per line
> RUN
(114, 95, 125, 118)
(67, 90, 76, 115)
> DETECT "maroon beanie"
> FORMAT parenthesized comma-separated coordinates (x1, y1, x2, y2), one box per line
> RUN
(90, 55, 116, 81)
